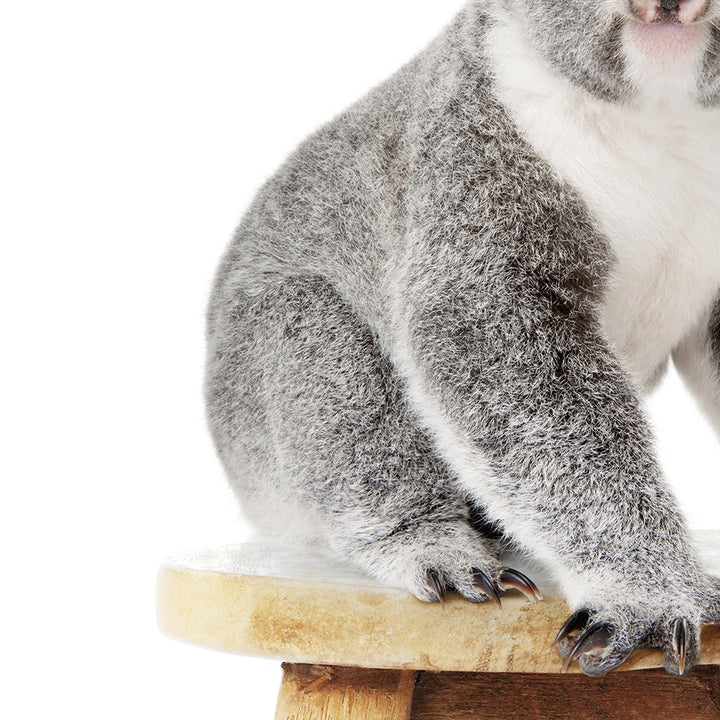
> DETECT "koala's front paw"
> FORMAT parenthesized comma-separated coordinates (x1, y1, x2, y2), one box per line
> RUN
(554, 603, 703, 676)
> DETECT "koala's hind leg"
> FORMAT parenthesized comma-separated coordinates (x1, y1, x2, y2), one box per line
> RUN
(206, 277, 540, 605)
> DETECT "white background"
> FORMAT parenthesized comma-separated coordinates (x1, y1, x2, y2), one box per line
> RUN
(2, 1, 719, 717)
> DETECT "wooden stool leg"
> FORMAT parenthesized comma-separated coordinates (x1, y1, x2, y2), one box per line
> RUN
(274, 663, 416, 720)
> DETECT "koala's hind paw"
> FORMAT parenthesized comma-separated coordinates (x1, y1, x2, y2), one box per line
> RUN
(368, 519, 542, 607)
(554, 607, 700, 676)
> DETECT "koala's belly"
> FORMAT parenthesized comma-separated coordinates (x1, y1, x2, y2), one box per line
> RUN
(600, 238, 720, 390)
(564, 130, 720, 389)
(563, 121, 720, 390)
(486, 21, 720, 390)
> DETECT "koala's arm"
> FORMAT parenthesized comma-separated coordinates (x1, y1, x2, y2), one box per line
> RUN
(673, 298, 720, 434)
(389, 105, 703, 610)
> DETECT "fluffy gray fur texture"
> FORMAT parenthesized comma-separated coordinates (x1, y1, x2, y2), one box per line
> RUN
(206, 0, 720, 676)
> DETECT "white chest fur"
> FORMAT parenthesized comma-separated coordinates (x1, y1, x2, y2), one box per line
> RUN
(486, 15, 720, 390)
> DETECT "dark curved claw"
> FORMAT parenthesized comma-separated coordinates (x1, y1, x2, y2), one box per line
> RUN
(472, 567, 502, 607)
(672, 617, 688, 676)
(561, 622, 614, 673)
(425, 569, 446, 607)
(498, 568, 543, 603)
(552, 608, 592, 651)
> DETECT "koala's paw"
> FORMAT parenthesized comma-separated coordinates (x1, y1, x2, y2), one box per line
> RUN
(553, 604, 702, 676)
(368, 519, 542, 606)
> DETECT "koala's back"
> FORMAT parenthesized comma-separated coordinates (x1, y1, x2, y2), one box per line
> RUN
(207, 44, 420, 341)
(214, 11, 500, 333)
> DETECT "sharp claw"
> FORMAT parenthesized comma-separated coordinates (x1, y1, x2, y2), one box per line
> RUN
(472, 567, 502, 607)
(560, 622, 614, 673)
(425, 569, 446, 607)
(552, 608, 592, 651)
(498, 568, 544, 602)
(672, 617, 688, 676)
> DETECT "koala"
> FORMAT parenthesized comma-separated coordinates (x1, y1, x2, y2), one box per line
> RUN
(205, 0, 720, 676)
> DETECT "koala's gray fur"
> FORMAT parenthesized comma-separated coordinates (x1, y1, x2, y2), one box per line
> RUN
(206, 0, 720, 676)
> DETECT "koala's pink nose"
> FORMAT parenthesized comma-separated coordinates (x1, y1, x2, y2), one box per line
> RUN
(630, 0, 709, 23)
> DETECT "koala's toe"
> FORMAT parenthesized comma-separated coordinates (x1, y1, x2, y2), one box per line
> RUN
(469, 567, 503, 606)
(576, 644, 634, 677)
(423, 568, 447, 605)
(553, 608, 594, 658)
(497, 567, 543, 602)
(663, 617, 700, 676)
(432, 566, 502, 605)
(560, 622, 615, 673)
(562, 622, 635, 676)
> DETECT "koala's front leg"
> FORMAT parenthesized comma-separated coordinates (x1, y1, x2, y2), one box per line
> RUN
(391, 206, 716, 675)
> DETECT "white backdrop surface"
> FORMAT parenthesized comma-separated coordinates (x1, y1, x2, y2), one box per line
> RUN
(2, 1, 719, 718)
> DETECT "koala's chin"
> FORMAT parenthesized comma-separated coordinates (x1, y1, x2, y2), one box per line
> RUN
(504, 0, 720, 106)
(621, 0, 720, 105)
(206, 0, 720, 678)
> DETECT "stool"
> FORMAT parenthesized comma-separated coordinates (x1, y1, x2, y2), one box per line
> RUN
(157, 534, 720, 719)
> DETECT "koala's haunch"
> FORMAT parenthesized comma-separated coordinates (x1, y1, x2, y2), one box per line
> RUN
(205, 1, 720, 676)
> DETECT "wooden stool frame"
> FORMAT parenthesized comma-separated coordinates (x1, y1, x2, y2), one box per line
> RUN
(157, 539, 720, 719)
